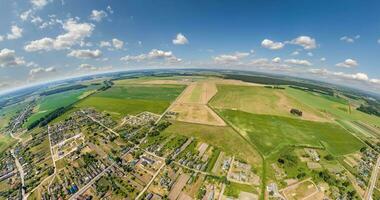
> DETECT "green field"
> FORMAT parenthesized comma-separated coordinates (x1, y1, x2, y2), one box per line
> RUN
(210, 85, 327, 122)
(24, 88, 90, 128)
(0, 102, 28, 130)
(217, 109, 365, 157)
(76, 85, 185, 119)
(0, 134, 16, 153)
(285, 87, 380, 126)
(162, 120, 262, 166)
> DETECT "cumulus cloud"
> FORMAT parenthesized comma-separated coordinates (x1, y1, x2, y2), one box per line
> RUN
(29, 67, 55, 75)
(340, 35, 360, 43)
(7, 25, 23, 40)
(213, 52, 250, 63)
(336, 59, 358, 68)
(284, 59, 312, 66)
(106, 6, 114, 14)
(291, 51, 299, 56)
(90, 10, 107, 22)
(25, 18, 94, 51)
(172, 33, 189, 45)
(79, 63, 97, 70)
(0, 49, 25, 67)
(99, 38, 124, 49)
(261, 39, 284, 50)
(0, 36, 3, 42)
(307, 52, 313, 57)
(289, 36, 316, 49)
(99, 41, 111, 47)
(272, 57, 281, 63)
(78, 63, 112, 71)
(309, 69, 376, 85)
(31, 0, 49, 9)
(121, 49, 181, 63)
(112, 38, 124, 49)
(320, 57, 326, 62)
(68, 49, 102, 59)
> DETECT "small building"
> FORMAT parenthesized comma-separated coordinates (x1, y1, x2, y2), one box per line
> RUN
(290, 108, 302, 116)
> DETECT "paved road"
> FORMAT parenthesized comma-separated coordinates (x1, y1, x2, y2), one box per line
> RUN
(364, 155, 380, 200)
(11, 149, 26, 199)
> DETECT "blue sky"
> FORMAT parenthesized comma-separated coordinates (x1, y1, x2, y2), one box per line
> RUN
(0, 0, 380, 93)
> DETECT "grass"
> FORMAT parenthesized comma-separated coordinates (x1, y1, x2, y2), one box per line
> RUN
(206, 148, 220, 172)
(75, 84, 184, 119)
(210, 85, 326, 122)
(76, 97, 170, 118)
(224, 182, 258, 198)
(217, 109, 365, 157)
(24, 88, 89, 128)
(0, 101, 28, 130)
(162, 120, 262, 166)
(0, 134, 16, 153)
(95, 85, 185, 101)
(285, 87, 380, 126)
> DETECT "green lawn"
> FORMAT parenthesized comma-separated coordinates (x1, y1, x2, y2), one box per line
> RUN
(24, 88, 89, 128)
(217, 109, 365, 157)
(75, 85, 185, 119)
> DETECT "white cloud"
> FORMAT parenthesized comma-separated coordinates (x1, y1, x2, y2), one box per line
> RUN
(284, 59, 312, 66)
(99, 41, 111, 47)
(0, 49, 25, 67)
(67, 49, 102, 59)
(272, 57, 281, 63)
(25, 18, 94, 51)
(291, 51, 299, 56)
(121, 49, 181, 63)
(79, 63, 97, 70)
(289, 36, 316, 49)
(7, 25, 23, 40)
(172, 33, 189, 45)
(112, 38, 124, 49)
(377, 39, 380, 44)
(31, 0, 49, 9)
(261, 39, 284, 50)
(336, 59, 358, 68)
(0, 36, 3, 42)
(78, 63, 112, 71)
(310, 69, 372, 84)
(20, 9, 33, 21)
(320, 57, 326, 62)
(340, 35, 360, 43)
(106, 5, 114, 14)
(29, 66, 56, 76)
(90, 10, 107, 22)
(307, 52, 313, 57)
(213, 52, 250, 63)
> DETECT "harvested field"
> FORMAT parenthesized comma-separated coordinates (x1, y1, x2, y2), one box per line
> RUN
(281, 179, 319, 200)
(170, 81, 226, 126)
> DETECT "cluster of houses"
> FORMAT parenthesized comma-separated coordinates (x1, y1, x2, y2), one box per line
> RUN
(357, 148, 378, 187)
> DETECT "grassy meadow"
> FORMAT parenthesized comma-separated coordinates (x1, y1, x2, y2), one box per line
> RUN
(217, 109, 365, 157)
(161, 120, 262, 166)
(210, 85, 327, 122)
(24, 88, 91, 128)
(285, 87, 380, 126)
(76, 84, 185, 119)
